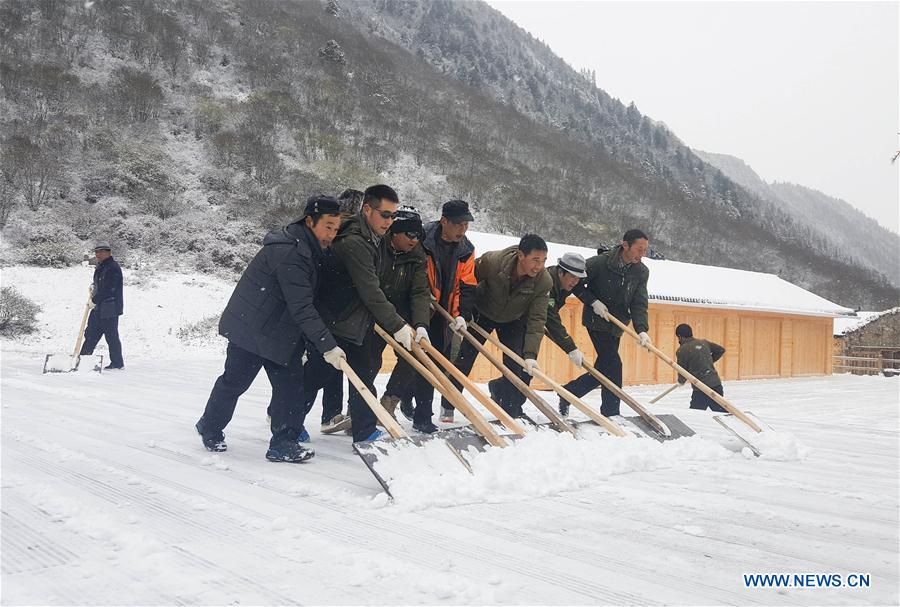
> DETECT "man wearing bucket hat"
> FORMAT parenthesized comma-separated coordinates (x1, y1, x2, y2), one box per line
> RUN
(544, 252, 588, 380)
(79, 242, 125, 370)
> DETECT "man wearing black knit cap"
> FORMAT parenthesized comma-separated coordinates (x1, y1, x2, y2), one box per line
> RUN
(375, 207, 437, 432)
(197, 195, 345, 463)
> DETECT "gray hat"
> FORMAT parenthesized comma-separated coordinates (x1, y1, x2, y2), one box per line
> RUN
(557, 252, 587, 278)
(94, 242, 112, 251)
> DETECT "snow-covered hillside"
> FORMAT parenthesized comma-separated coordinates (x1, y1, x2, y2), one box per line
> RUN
(2, 266, 898, 605)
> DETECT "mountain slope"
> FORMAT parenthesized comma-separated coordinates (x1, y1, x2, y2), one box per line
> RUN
(696, 150, 899, 285)
(0, 0, 896, 308)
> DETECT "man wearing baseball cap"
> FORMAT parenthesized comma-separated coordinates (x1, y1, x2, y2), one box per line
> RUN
(196, 195, 345, 463)
(401, 199, 478, 424)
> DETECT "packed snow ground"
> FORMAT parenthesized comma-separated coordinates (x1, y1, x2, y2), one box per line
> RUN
(2, 266, 899, 605)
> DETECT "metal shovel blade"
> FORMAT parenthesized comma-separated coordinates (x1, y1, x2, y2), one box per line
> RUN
(625, 414, 695, 442)
(713, 411, 771, 457)
(42, 354, 104, 374)
(353, 430, 488, 497)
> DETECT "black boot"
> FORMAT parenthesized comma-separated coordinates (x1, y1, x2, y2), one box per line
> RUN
(196, 419, 226, 452)
(413, 420, 438, 434)
(399, 398, 415, 421)
(266, 437, 315, 463)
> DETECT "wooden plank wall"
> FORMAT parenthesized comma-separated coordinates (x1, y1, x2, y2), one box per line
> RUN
(381, 299, 834, 386)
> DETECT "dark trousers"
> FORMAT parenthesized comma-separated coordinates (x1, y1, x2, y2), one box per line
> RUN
(299, 348, 344, 424)
(384, 315, 445, 424)
(561, 330, 622, 416)
(690, 384, 727, 412)
(340, 331, 385, 442)
(441, 311, 532, 417)
(80, 310, 123, 367)
(199, 342, 305, 445)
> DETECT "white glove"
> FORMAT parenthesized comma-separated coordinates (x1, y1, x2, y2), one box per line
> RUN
(414, 326, 430, 344)
(393, 325, 415, 350)
(638, 331, 652, 349)
(323, 346, 346, 370)
(567, 349, 584, 367)
(452, 315, 467, 333)
(524, 358, 540, 376)
(591, 300, 610, 321)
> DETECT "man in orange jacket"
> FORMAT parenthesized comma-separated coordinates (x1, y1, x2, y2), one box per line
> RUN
(381, 200, 477, 427)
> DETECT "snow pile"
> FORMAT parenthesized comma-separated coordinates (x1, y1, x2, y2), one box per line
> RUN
(374, 427, 733, 510)
(754, 430, 811, 461)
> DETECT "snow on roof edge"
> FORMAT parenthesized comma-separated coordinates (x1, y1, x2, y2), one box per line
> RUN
(833, 307, 900, 336)
(464, 230, 855, 318)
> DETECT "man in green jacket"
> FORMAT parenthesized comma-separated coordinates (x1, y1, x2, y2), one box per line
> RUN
(675, 323, 727, 412)
(560, 229, 652, 417)
(317, 185, 421, 442)
(377, 207, 439, 433)
(441, 234, 552, 420)
(545, 252, 588, 369)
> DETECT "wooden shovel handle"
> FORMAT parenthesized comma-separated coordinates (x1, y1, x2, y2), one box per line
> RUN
(375, 325, 507, 448)
(650, 384, 680, 404)
(432, 302, 577, 436)
(71, 287, 94, 358)
(417, 338, 525, 437)
(604, 315, 762, 433)
(541, 328, 668, 437)
(338, 358, 408, 439)
(468, 321, 627, 437)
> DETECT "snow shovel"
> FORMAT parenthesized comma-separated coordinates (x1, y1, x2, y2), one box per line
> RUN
(42, 287, 103, 374)
(467, 321, 629, 438)
(604, 315, 767, 452)
(373, 323, 503, 454)
(713, 411, 773, 457)
(344, 356, 474, 498)
(431, 301, 577, 436)
(404, 333, 514, 448)
(540, 330, 691, 441)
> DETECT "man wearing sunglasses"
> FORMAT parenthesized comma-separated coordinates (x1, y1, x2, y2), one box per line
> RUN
(377, 207, 438, 433)
(316, 185, 417, 443)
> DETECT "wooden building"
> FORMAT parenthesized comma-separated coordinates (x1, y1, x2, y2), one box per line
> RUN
(833, 308, 900, 376)
(383, 231, 855, 386)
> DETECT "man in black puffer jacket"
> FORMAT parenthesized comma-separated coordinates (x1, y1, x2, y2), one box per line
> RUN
(196, 196, 345, 463)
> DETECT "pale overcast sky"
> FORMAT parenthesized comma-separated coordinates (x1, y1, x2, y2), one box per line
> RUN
(487, 0, 899, 234)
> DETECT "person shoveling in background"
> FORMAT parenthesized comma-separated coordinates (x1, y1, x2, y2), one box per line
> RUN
(80, 242, 125, 370)
(675, 323, 727, 412)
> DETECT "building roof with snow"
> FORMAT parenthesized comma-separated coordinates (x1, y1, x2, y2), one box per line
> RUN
(465, 231, 855, 318)
(833, 308, 899, 337)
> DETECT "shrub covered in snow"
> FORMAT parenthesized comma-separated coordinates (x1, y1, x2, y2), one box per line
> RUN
(0, 286, 42, 337)
(177, 314, 220, 345)
(13, 221, 85, 267)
